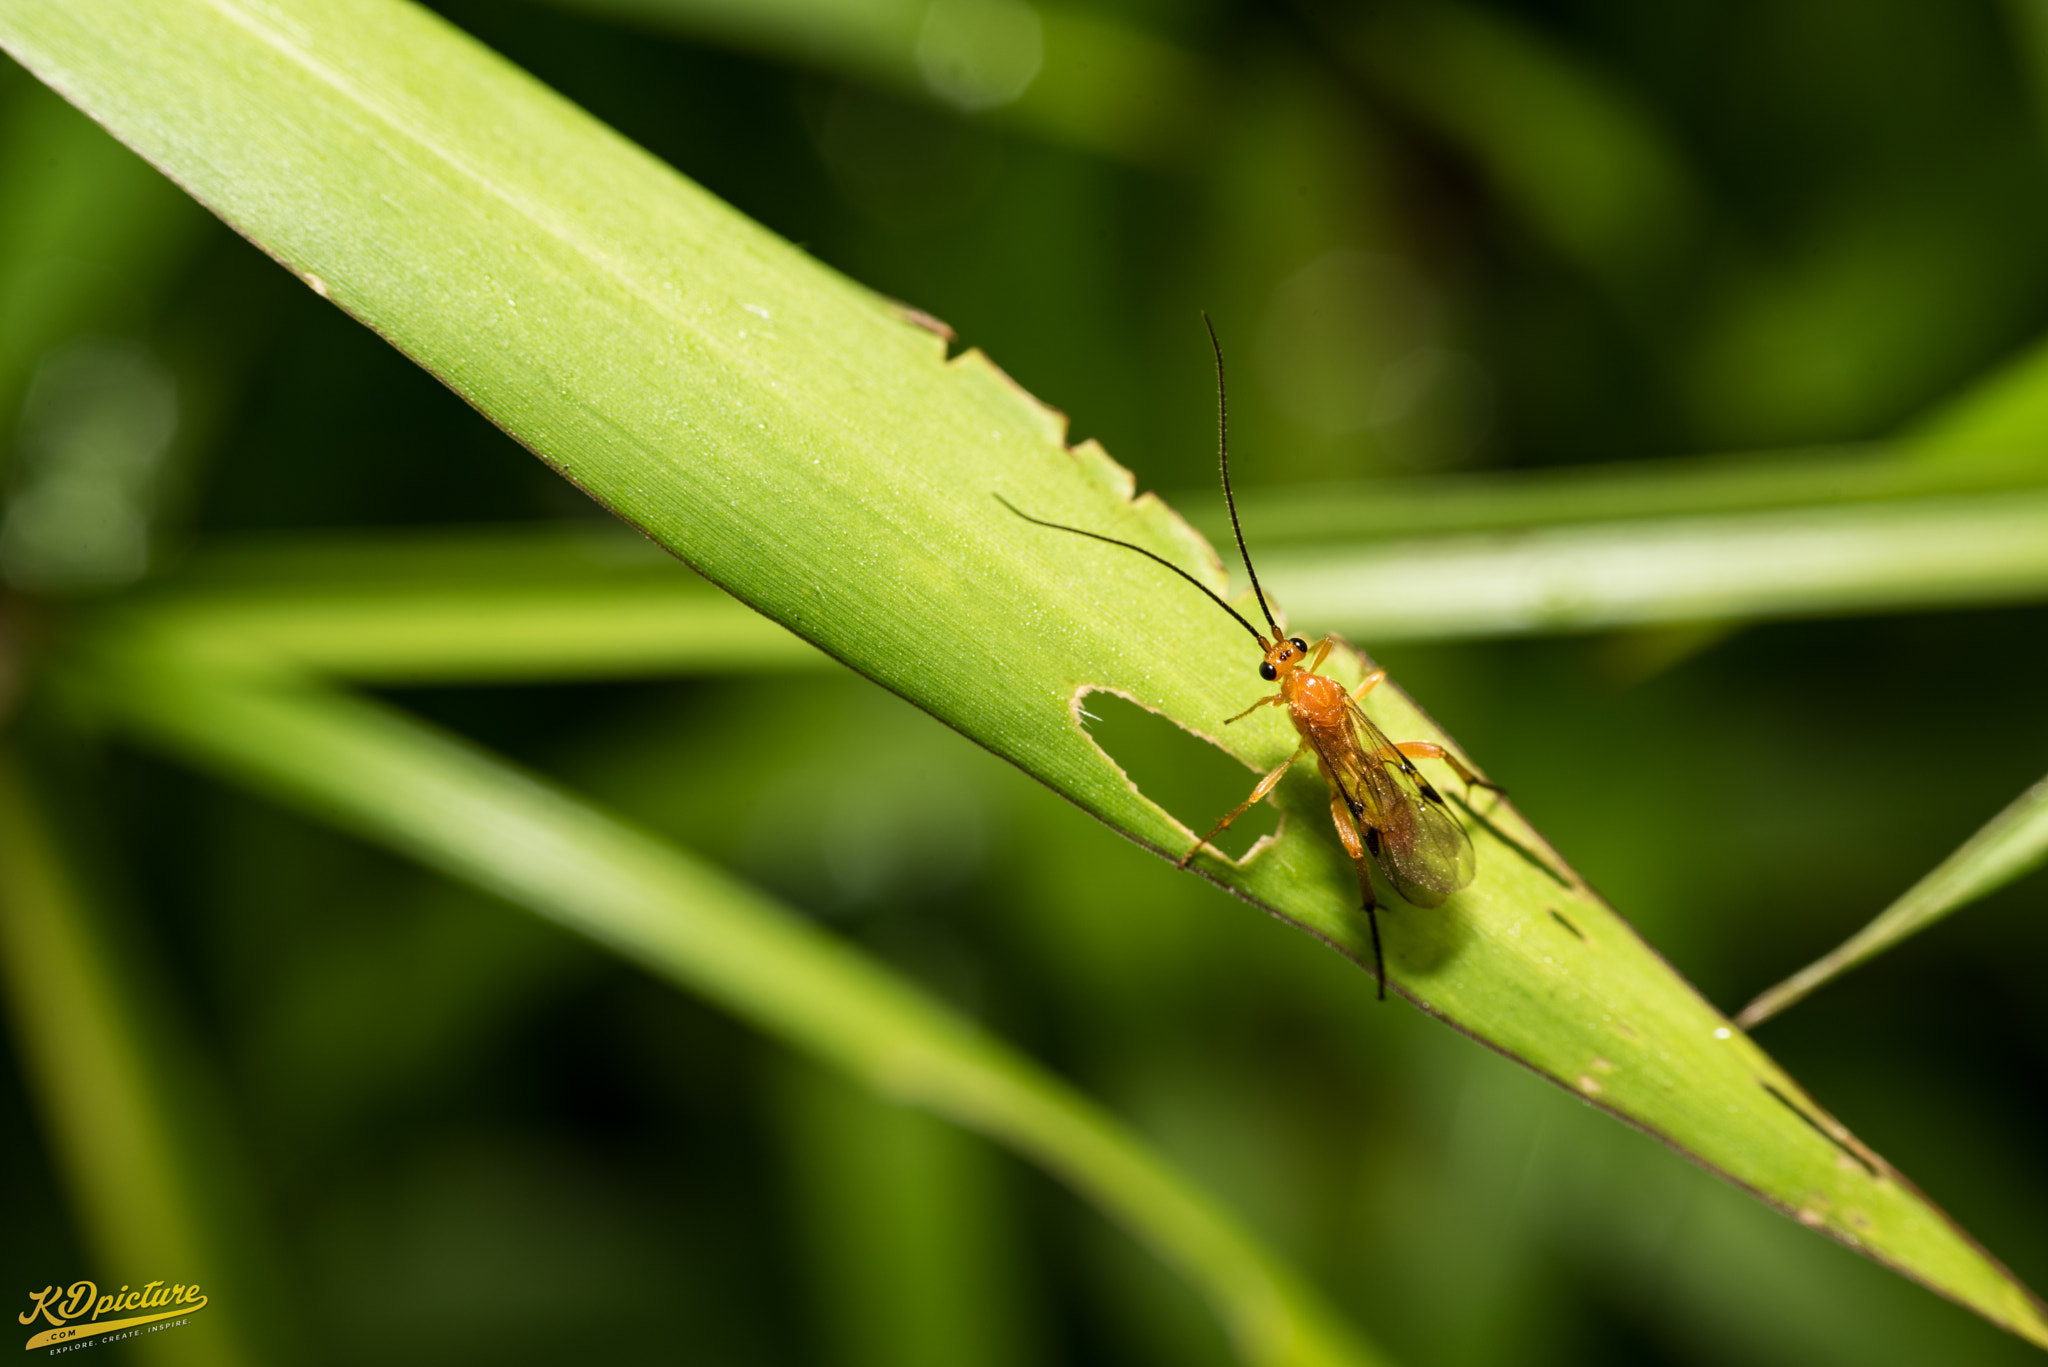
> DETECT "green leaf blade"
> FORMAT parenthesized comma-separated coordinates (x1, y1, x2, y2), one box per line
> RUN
(121, 525, 831, 681)
(78, 636, 1386, 1367)
(1740, 771, 2048, 1027)
(0, 755, 279, 1366)
(1253, 489, 2048, 640)
(9, 0, 2047, 1348)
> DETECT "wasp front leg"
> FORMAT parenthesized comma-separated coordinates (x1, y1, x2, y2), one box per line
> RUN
(1223, 692, 1283, 725)
(1178, 739, 1308, 869)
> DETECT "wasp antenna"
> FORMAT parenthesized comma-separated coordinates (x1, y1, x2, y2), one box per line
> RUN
(994, 492, 1268, 646)
(1202, 312, 1280, 638)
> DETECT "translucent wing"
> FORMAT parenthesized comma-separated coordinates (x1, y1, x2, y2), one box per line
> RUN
(1332, 701, 1476, 908)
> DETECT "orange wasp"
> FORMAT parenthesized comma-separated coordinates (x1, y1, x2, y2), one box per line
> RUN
(1003, 316, 1497, 1000)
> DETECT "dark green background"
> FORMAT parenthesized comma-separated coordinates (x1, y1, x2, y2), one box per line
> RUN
(4, 0, 2047, 1362)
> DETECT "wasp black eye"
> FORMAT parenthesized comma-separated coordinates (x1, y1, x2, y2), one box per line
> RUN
(1259, 661, 1277, 681)
(1290, 637, 1308, 653)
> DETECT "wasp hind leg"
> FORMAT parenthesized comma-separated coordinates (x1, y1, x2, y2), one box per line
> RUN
(1390, 739, 1504, 802)
(1350, 669, 1502, 801)
(1328, 790, 1388, 1002)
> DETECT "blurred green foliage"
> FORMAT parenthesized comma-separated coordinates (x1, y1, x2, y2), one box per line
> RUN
(1740, 767, 2048, 1026)
(4, 0, 2048, 1363)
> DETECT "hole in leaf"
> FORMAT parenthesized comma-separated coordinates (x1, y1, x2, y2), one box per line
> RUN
(1080, 691, 1281, 862)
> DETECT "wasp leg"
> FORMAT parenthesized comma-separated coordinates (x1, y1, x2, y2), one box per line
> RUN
(1178, 740, 1308, 869)
(1224, 693, 1282, 725)
(1392, 740, 1504, 797)
(1349, 668, 1388, 700)
(1306, 636, 1336, 672)
(1327, 789, 1387, 1001)
(1346, 666, 1498, 798)
(1349, 670, 1482, 806)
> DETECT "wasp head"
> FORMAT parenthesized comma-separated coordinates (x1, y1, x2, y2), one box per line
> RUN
(1258, 635, 1312, 682)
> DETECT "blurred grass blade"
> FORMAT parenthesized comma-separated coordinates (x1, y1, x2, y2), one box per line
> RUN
(76, 636, 1387, 1367)
(130, 446, 2048, 683)
(9, 0, 2048, 1344)
(539, 0, 1219, 167)
(1202, 444, 2048, 544)
(1910, 329, 2048, 457)
(1248, 488, 2048, 641)
(1739, 771, 2048, 1028)
(773, 1057, 1039, 1367)
(1180, 441, 2048, 645)
(0, 751, 271, 1366)
(121, 524, 829, 682)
